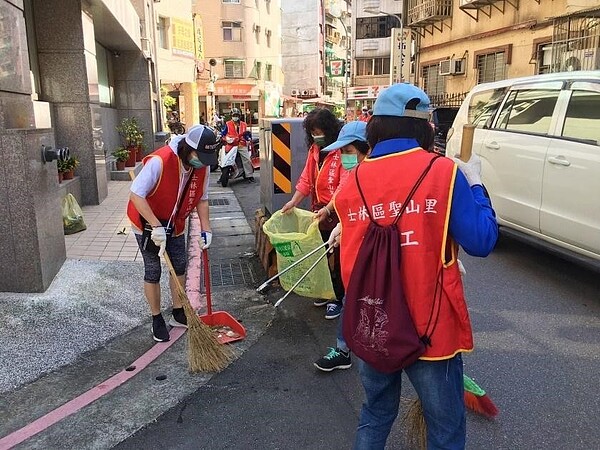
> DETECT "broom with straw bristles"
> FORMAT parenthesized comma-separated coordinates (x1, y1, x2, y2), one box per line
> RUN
(163, 252, 233, 372)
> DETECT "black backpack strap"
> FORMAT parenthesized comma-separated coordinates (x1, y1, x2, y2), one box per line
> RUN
(355, 154, 441, 225)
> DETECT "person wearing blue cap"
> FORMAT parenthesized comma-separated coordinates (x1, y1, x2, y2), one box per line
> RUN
(313, 120, 370, 371)
(328, 83, 498, 449)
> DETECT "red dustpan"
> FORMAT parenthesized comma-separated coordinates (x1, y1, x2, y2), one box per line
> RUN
(199, 249, 246, 344)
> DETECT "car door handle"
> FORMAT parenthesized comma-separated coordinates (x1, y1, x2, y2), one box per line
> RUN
(547, 156, 571, 167)
(485, 142, 500, 150)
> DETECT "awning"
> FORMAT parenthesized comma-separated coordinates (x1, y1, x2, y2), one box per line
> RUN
(550, 5, 600, 20)
(303, 97, 336, 106)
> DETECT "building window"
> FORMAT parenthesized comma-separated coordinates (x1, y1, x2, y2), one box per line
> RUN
(96, 43, 114, 107)
(533, 41, 552, 75)
(158, 17, 169, 49)
(356, 16, 397, 39)
(225, 59, 245, 78)
(356, 58, 390, 76)
(222, 21, 242, 41)
(422, 64, 445, 97)
(265, 64, 273, 81)
(477, 52, 506, 83)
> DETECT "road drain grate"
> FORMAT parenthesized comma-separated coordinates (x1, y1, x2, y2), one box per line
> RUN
(208, 198, 230, 206)
(204, 259, 256, 287)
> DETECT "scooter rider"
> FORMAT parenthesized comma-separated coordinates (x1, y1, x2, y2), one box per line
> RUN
(220, 108, 255, 183)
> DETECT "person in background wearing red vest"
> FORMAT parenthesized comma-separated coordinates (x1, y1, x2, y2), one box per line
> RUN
(221, 107, 254, 183)
(127, 125, 221, 342)
(329, 83, 498, 449)
(281, 108, 345, 318)
(357, 106, 370, 123)
(312, 120, 370, 372)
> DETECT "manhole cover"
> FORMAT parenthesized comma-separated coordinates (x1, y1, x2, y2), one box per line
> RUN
(203, 259, 256, 287)
(208, 198, 230, 206)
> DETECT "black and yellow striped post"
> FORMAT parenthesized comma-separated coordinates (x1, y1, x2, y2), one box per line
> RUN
(271, 122, 292, 194)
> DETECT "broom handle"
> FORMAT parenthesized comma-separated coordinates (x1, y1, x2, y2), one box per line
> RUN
(202, 248, 213, 315)
(257, 240, 329, 292)
(274, 250, 330, 308)
(460, 123, 476, 162)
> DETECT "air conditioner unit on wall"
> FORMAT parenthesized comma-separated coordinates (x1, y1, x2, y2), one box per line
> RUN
(562, 48, 600, 72)
(308, 89, 317, 96)
(291, 89, 300, 96)
(439, 58, 466, 76)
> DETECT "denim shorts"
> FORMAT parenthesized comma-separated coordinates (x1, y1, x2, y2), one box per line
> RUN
(135, 233, 187, 283)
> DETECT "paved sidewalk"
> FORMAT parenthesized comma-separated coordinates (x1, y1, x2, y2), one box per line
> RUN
(0, 173, 273, 449)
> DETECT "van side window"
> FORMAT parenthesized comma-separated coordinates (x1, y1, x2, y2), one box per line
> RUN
(562, 91, 600, 146)
(494, 89, 559, 135)
(468, 87, 507, 128)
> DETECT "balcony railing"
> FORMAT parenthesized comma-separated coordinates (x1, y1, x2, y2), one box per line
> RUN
(407, 0, 453, 27)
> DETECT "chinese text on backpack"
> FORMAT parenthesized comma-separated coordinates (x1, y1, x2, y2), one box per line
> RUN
(342, 156, 440, 373)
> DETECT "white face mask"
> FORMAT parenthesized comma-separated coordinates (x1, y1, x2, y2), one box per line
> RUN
(233, 116, 240, 122)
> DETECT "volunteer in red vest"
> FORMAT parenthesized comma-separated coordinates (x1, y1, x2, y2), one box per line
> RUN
(221, 107, 254, 183)
(128, 125, 221, 342)
(357, 106, 370, 123)
(330, 83, 498, 449)
(281, 108, 345, 317)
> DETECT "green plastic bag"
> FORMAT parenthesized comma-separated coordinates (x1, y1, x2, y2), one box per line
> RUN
(263, 209, 335, 300)
(62, 193, 87, 235)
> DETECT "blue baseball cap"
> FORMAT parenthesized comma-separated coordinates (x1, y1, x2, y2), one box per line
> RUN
(322, 121, 368, 151)
(373, 83, 430, 119)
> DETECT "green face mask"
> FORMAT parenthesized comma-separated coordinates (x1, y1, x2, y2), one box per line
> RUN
(312, 135, 326, 147)
(341, 154, 358, 170)
(188, 156, 204, 169)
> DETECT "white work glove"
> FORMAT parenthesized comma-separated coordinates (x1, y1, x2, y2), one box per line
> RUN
(151, 226, 167, 257)
(452, 153, 482, 187)
(200, 231, 213, 250)
(327, 223, 341, 252)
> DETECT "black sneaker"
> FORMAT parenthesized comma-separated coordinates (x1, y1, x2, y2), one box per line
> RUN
(247, 177, 255, 183)
(169, 307, 188, 328)
(314, 347, 352, 372)
(152, 314, 170, 342)
(325, 301, 343, 319)
(313, 298, 329, 307)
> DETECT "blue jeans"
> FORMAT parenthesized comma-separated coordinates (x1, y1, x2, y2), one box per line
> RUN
(354, 354, 465, 450)
(336, 297, 349, 353)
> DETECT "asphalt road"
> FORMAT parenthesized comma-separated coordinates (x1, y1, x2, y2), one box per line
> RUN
(117, 171, 600, 450)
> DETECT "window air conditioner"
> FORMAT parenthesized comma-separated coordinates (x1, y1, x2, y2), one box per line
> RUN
(291, 89, 300, 96)
(308, 89, 317, 96)
(439, 58, 466, 76)
(301, 90, 310, 96)
(562, 48, 600, 72)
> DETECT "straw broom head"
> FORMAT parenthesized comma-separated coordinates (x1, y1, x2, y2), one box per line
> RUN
(166, 253, 233, 372)
(401, 398, 427, 450)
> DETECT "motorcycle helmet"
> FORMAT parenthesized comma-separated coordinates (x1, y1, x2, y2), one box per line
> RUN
(231, 108, 241, 117)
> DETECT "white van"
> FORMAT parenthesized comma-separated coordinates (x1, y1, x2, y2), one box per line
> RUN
(446, 71, 600, 267)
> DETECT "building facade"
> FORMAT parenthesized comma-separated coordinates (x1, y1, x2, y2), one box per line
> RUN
(410, 0, 600, 106)
(0, 0, 165, 292)
(195, 0, 284, 123)
(281, 0, 351, 116)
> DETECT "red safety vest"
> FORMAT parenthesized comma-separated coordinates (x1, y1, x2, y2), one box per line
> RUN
(224, 120, 248, 152)
(127, 145, 208, 237)
(334, 148, 473, 360)
(296, 143, 343, 210)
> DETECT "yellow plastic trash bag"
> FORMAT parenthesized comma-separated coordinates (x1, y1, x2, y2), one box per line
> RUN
(62, 193, 87, 235)
(263, 209, 335, 300)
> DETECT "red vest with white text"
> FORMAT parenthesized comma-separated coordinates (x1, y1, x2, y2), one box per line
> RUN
(302, 143, 343, 209)
(224, 120, 248, 152)
(334, 148, 473, 360)
(127, 145, 208, 236)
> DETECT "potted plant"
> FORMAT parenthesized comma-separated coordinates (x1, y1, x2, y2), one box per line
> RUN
(62, 156, 79, 180)
(111, 147, 130, 171)
(57, 159, 68, 183)
(116, 118, 144, 166)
